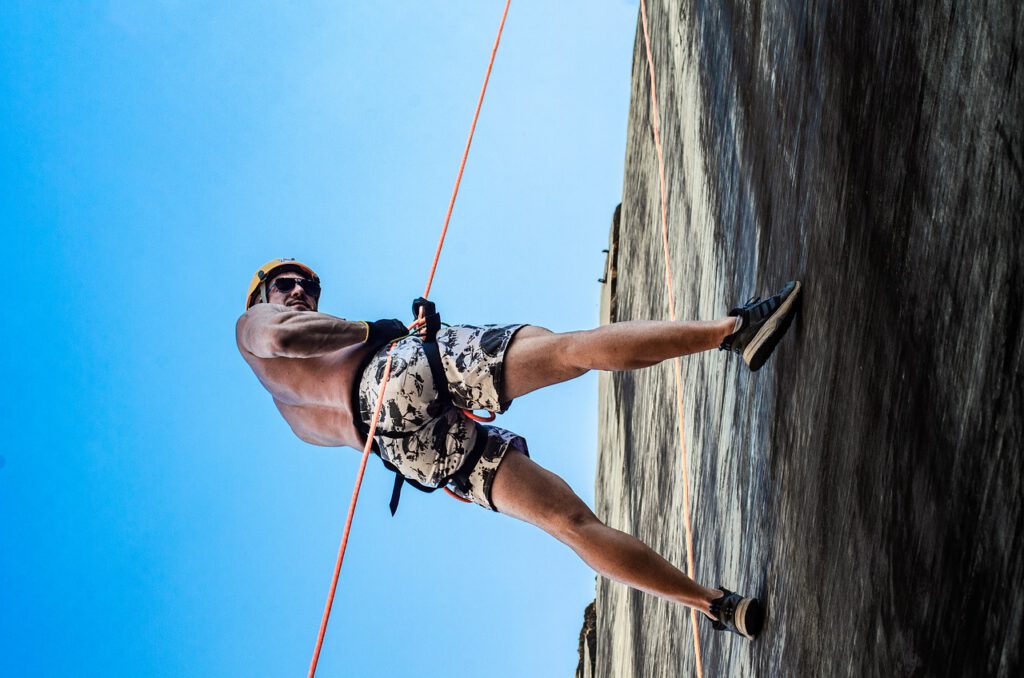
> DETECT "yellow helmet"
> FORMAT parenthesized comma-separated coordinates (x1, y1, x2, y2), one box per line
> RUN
(246, 258, 320, 309)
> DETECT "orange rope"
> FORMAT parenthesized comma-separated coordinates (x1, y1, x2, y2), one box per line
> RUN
(423, 0, 512, 300)
(308, 351, 394, 678)
(638, 1, 704, 675)
(308, 3, 512, 674)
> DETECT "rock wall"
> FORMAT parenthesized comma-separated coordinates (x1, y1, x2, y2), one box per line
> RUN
(595, 1, 1022, 675)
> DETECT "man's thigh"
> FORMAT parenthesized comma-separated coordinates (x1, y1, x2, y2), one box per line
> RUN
(490, 449, 597, 539)
(501, 325, 588, 402)
(437, 323, 526, 411)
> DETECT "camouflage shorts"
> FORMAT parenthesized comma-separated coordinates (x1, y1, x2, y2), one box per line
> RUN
(357, 324, 530, 510)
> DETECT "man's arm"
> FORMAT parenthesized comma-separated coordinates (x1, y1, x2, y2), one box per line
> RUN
(236, 304, 368, 359)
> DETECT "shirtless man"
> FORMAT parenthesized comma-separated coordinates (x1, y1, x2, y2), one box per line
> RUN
(236, 258, 802, 639)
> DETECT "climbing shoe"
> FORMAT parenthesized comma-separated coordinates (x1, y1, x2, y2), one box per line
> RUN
(708, 587, 764, 640)
(720, 281, 802, 371)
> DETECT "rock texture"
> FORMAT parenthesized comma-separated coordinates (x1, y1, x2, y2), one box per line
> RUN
(575, 600, 597, 678)
(595, 1, 1023, 675)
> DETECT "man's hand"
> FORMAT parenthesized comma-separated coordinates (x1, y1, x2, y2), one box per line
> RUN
(411, 297, 441, 342)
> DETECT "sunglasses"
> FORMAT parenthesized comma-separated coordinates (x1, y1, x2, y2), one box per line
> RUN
(272, 277, 321, 297)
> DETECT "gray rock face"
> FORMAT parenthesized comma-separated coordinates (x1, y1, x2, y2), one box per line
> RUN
(595, 1, 1022, 676)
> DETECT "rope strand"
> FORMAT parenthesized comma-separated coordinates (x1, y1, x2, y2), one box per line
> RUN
(308, 352, 395, 678)
(638, 1, 704, 675)
(423, 0, 512, 300)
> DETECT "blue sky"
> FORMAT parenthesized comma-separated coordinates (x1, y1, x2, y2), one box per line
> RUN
(1, 2, 637, 676)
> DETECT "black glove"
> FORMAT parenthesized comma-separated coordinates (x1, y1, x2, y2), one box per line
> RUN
(411, 297, 441, 342)
(364, 318, 409, 347)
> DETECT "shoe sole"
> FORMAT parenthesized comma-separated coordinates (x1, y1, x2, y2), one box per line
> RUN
(734, 596, 764, 639)
(743, 281, 802, 372)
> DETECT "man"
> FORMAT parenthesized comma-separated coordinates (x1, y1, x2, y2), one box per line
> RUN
(236, 258, 802, 639)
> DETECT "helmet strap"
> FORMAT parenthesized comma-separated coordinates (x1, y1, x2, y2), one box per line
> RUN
(256, 270, 269, 305)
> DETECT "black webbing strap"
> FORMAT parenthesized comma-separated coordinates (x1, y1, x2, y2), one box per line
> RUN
(420, 339, 451, 417)
(447, 427, 489, 495)
(388, 474, 405, 516)
(387, 421, 489, 515)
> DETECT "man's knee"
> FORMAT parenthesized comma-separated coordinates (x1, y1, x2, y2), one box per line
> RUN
(549, 502, 601, 542)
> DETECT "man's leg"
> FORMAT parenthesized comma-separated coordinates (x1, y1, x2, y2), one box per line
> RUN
(502, 319, 736, 401)
(490, 449, 721, 615)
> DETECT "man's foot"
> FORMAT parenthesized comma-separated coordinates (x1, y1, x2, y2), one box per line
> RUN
(720, 281, 802, 371)
(708, 587, 764, 640)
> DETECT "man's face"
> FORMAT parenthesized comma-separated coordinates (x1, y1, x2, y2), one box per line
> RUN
(267, 272, 320, 312)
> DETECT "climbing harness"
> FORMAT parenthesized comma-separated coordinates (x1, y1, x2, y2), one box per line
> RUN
(409, 297, 479, 503)
(351, 298, 487, 515)
(638, 0, 704, 674)
(307, 2, 511, 675)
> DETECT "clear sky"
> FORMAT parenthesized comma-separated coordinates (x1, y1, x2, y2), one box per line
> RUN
(1, 2, 637, 676)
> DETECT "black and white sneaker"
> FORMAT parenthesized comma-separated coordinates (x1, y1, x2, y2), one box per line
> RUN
(708, 587, 764, 640)
(720, 281, 802, 371)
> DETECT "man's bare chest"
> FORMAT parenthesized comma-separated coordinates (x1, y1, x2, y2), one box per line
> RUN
(247, 352, 353, 407)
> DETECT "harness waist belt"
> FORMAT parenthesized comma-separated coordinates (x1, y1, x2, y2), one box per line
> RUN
(352, 318, 487, 515)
